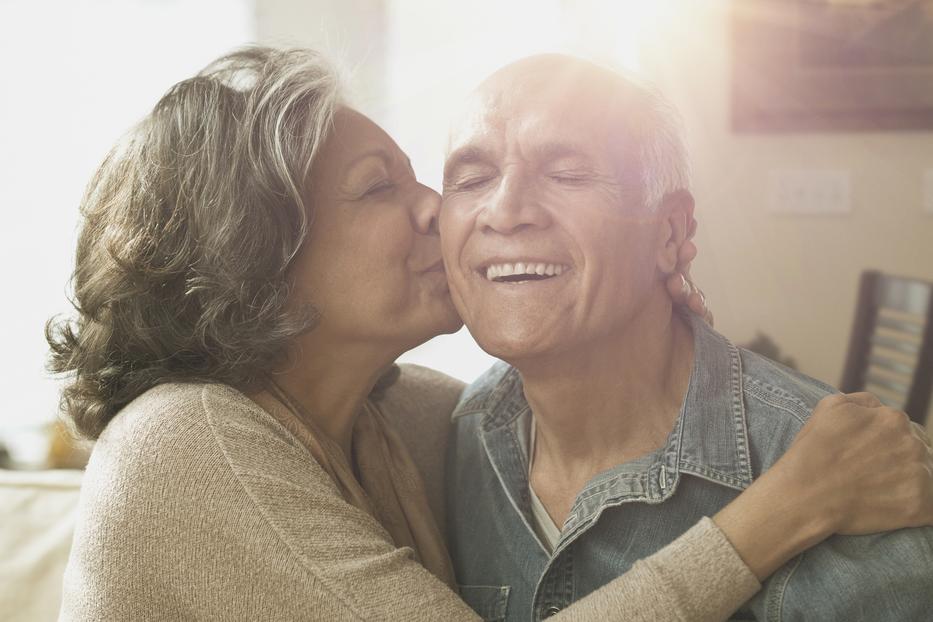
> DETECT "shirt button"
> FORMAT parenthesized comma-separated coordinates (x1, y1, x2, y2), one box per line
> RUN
(544, 605, 562, 617)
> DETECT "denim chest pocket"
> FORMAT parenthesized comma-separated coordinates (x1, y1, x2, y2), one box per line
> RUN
(458, 585, 511, 622)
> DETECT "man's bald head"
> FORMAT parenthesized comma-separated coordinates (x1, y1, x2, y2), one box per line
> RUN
(448, 54, 690, 211)
(473, 54, 621, 108)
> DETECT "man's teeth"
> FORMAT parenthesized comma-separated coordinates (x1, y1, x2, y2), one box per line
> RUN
(485, 262, 567, 281)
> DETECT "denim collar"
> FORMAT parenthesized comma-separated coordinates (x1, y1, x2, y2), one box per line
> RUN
(457, 313, 754, 539)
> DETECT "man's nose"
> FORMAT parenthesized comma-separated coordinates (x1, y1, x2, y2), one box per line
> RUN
(477, 174, 549, 234)
(411, 183, 441, 236)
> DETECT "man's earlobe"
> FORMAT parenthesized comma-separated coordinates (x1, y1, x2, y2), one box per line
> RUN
(656, 190, 696, 274)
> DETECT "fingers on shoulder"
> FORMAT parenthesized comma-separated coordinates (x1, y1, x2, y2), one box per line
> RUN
(837, 391, 883, 408)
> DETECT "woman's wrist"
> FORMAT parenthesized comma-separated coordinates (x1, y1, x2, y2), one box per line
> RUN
(712, 467, 835, 581)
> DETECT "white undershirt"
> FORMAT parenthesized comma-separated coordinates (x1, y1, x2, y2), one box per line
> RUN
(528, 420, 562, 553)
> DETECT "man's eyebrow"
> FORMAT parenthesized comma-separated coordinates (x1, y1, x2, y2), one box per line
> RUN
(443, 146, 495, 179)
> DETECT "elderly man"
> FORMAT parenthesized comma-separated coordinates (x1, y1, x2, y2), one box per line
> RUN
(440, 55, 933, 621)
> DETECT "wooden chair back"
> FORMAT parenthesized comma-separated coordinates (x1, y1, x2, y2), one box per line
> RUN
(840, 270, 933, 424)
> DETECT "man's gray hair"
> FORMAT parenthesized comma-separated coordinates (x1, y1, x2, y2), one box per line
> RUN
(634, 85, 691, 211)
(608, 71, 692, 212)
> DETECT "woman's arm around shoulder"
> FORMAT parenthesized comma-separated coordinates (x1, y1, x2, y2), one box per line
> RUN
(61, 381, 762, 622)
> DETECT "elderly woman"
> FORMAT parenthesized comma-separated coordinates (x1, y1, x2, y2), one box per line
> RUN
(50, 47, 933, 621)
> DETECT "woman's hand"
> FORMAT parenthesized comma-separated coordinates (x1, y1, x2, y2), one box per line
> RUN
(781, 392, 933, 534)
(714, 392, 933, 580)
(665, 216, 713, 325)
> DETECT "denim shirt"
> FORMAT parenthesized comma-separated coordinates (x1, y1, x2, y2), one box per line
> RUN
(446, 315, 933, 622)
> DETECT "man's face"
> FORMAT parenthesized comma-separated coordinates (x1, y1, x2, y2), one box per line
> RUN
(440, 67, 671, 362)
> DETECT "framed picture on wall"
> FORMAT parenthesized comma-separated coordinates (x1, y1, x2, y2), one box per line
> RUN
(732, 0, 933, 131)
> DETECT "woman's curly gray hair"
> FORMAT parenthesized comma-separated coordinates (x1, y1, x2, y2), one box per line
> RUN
(46, 46, 343, 439)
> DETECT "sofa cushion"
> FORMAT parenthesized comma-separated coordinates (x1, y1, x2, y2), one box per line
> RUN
(0, 469, 83, 622)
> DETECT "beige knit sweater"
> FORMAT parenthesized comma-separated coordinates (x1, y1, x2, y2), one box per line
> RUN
(60, 364, 759, 621)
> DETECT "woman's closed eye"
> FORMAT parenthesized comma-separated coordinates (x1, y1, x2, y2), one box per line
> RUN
(361, 178, 395, 198)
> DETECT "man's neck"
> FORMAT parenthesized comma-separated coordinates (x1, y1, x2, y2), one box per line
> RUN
(521, 291, 695, 523)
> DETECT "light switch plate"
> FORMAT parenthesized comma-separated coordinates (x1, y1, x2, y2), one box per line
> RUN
(770, 169, 851, 214)
(924, 169, 933, 214)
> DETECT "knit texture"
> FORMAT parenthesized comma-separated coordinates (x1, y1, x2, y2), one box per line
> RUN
(60, 364, 759, 621)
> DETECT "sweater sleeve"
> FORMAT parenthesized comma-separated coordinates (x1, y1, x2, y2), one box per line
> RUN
(62, 383, 759, 622)
(209, 390, 761, 622)
(215, 405, 761, 622)
(553, 517, 761, 622)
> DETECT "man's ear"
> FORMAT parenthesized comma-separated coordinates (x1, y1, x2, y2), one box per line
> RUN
(655, 190, 696, 274)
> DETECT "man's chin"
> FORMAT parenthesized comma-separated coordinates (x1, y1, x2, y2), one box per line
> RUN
(468, 326, 557, 365)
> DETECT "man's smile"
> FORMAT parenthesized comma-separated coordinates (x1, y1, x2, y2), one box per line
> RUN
(482, 261, 571, 283)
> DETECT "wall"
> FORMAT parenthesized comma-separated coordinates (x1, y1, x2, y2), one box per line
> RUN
(641, 1, 933, 388)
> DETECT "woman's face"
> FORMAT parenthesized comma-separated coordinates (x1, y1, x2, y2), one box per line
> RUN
(290, 108, 461, 355)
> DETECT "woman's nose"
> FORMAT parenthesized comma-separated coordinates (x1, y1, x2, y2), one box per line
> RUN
(411, 183, 441, 236)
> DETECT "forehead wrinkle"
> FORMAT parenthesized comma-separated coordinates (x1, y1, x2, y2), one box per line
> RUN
(522, 135, 596, 163)
(450, 59, 635, 177)
(447, 100, 505, 155)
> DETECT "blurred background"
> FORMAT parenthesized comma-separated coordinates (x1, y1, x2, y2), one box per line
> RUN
(1, 0, 932, 469)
